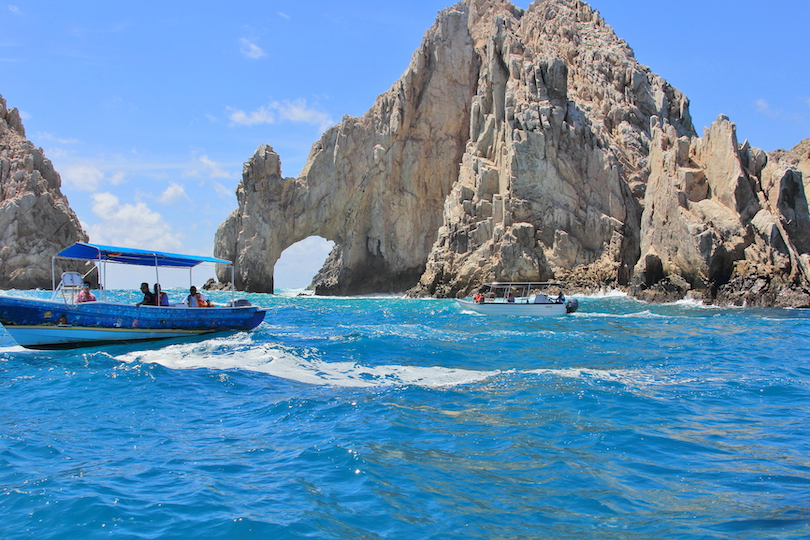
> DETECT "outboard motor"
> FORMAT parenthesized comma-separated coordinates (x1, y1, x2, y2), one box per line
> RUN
(565, 298, 579, 313)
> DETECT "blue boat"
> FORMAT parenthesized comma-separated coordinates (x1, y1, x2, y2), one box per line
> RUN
(0, 243, 266, 350)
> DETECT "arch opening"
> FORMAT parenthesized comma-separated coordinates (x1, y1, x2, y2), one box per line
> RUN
(274, 236, 335, 292)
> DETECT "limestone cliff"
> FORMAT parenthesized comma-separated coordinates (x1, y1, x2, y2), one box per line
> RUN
(0, 95, 89, 289)
(215, 0, 810, 305)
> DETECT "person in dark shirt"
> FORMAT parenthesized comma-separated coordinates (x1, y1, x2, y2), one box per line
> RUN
(136, 282, 155, 306)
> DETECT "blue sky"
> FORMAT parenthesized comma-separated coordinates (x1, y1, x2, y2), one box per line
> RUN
(2, 0, 808, 290)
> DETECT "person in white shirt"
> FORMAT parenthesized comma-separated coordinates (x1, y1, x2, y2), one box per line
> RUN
(185, 286, 211, 307)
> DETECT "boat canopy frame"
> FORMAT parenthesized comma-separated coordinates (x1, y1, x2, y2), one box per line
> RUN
(478, 282, 567, 299)
(51, 242, 235, 302)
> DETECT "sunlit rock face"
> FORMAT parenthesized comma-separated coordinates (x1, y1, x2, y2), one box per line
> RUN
(633, 115, 810, 306)
(412, 0, 694, 298)
(215, 0, 810, 305)
(0, 95, 89, 289)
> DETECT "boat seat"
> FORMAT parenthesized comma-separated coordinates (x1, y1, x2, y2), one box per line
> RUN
(61, 272, 84, 286)
(52, 271, 86, 304)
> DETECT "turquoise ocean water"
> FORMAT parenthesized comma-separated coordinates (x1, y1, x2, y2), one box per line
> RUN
(2, 289, 810, 539)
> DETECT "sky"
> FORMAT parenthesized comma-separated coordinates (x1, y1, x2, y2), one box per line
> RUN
(2, 0, 808, 290)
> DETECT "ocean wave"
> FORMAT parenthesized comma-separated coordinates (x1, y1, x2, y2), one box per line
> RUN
(574, 309, 668, 319)
(575, 288, 629, 299)
(115, 334, 498, 388)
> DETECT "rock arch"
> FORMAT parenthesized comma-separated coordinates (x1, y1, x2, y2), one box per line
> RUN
(214, 6, 478, 294)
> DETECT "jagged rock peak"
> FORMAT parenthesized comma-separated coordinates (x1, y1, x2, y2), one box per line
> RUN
(0, 94, 89, 289)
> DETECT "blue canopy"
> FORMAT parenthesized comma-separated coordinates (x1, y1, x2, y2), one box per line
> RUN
(55, 242, 231, 268)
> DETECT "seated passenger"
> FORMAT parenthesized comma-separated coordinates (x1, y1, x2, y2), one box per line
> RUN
(75, 281, 97, 303)
(136, 282, 155, 307)
(154, 283, 169, 306)
(507, 293, 515, 303)
(185, 286, 211, 307)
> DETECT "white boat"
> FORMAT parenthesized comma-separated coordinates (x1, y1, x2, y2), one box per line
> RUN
(457, 282, 578, 316)
(0, 243, 266, 349)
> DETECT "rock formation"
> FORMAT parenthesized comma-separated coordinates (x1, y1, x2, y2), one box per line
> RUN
(0, 95, 89, 289)
(216, 5, 478, 294)
(632, 116, 810, 305)
(215, 0, 810, 306)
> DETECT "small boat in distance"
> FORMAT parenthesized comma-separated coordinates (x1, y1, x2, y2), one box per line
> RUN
(0, 242, 266, 350)
(457, 282, 578, 316)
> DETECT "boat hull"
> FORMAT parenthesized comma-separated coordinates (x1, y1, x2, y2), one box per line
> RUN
(0, 295, 266, 350)
(457, 298, 575, 316)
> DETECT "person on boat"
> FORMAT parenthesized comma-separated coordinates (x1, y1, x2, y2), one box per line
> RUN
(507, 293, 515, 303)
(185, 286, 211, 307)
(474, 292, 484, 304)
(75, 281, 97, 303)
(154, 283, 169, 306)
(136, 282, 155, 307)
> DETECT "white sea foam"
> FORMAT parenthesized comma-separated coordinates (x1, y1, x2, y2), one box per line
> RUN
(115, 334, 498, 388)
(574, 309, 668, 319)
(575, 289, 629, 299)
(526, 367, 646, 382)
(274, 289, 406, 299)
(0, 345, 28, 354)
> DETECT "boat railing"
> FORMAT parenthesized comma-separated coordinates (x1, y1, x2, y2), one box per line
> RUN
(51, 272, 84, 304)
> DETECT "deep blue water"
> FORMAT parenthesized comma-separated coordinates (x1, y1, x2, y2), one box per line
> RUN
(2, 289, 810, 539)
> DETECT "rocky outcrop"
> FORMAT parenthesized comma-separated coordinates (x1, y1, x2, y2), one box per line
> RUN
(413, 0, 694, 297)
(632, 115, 810, 305)
(772, 138, 810, 206)
(215, 0, 810, 305)
(0, 95, 89, 289)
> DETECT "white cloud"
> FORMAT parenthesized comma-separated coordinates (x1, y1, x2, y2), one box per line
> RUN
(278, 12, 290, 19)
(109, 171, 126, 185)
(8, 5, 21, 15)
(35, 132, 79, 144)
(228, 98, 334, 132)
(198, 155, 230, 178)
(86, 192, 184, 252)
(213, 181, 233, 199)
(756, 99, 781, 118)
(239, 38, 265, 59)
(183, 155, 231, 179)
(60, 163, 126, 190)
(160, 182, 189, 204)
(228, 105, 275, 126)
(62, 163, 105, 191)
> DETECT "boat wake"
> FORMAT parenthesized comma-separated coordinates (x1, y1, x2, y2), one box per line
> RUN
(112, 335, 695, 392)
(115, 334, 499, 389)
